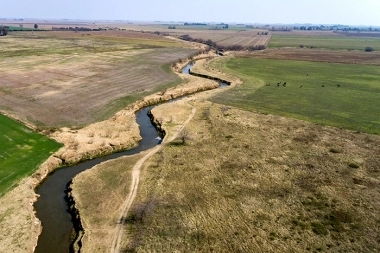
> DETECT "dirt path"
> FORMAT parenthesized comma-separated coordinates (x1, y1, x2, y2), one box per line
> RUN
(110, 103, 197, 253)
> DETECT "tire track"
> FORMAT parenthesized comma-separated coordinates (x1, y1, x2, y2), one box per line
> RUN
(110, 102, 197, 253)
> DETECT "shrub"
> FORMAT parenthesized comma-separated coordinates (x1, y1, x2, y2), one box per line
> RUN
(365, 46, 374, 52)
(348, 163, 360, 169)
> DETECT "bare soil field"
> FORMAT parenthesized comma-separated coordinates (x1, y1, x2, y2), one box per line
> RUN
(107, 23, 271, 49)
(177, 30, 271, 49)
(271, 31, 345, 37)
(0, 31, 196, 128)
(235, 48, 380, 65)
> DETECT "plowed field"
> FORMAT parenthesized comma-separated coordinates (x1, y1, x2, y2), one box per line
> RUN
(0, 31, 196, 128)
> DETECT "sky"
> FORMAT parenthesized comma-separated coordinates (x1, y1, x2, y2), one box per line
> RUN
(2, 0, 380, 26)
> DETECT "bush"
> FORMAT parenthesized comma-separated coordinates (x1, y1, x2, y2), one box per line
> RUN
(365, 47, 374, 52)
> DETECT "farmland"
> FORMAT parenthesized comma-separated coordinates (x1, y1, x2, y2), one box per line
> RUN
(0, 114, 62, 195)
(235, 48, 380, 65)
(269, 34, 380, 50)
(0, 31, 197, 128)
(1, 23, 380, 253)
(178, 29, 271, 48)
(115, 23, 271, 49)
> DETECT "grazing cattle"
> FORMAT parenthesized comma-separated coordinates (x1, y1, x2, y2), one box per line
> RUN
(299, 85, 303, 88)
(277, 84, 280, 87)
(321, 85, 325, 87)
(337, 84, 341, 87)
(283, 83, 286, 87)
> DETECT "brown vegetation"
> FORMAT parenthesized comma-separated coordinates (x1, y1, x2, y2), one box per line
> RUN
(235, 48, 380, 65)
(124, 100, 380, 252)
(0, 32, 195, 128)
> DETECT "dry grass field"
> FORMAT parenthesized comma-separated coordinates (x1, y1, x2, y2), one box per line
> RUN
(71, 154, 143, 253)
(235, 48, 380, 65)
(70, 74, 380, 253)
(123, 100, 380, 253)
(0, 31, 196, 128)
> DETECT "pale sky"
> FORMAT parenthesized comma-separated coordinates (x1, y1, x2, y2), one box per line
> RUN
(2, 0, 380, 26)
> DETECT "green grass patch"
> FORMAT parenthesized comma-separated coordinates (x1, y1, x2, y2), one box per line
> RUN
(211, 58, 380, 134)
(0, 114, 62, 195)
(6, 26, 38, 31)
(269, 35, 380, 51)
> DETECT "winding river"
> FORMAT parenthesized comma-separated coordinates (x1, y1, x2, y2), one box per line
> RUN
(34, 62, 228, 252)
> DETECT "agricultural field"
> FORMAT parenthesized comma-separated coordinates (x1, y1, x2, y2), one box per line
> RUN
(115, 23, 271, 49)
(210, 57, 380, 134)
(235, 48, 380, 65)
(0, 31, 197, 128)
(269, 34, 380, 50)
(0, 114, 62, 195)
(179, 29, 271, 48)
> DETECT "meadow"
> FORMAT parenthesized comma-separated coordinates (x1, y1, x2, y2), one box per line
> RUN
(269, 34, 380, 50)
(211, 57, 380, 134)
(0, 114, 62, 195)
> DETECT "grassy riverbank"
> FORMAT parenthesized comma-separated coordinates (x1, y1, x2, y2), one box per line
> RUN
(211, 57, 380, 134)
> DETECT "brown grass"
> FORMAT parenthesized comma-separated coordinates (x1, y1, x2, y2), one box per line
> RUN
(71, 154, 143, 253)
(235, 48, 380, 65)
(122, 100, 380, 252)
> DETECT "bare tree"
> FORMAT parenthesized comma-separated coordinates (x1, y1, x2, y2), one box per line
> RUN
(179, 128, 191, 145)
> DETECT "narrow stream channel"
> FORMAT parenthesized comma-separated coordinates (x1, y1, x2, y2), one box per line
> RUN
(34, 62, 228, 253)
(34, 106, 161, 253)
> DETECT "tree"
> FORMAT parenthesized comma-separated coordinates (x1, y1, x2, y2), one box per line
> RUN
(34, 24, 38, 29)
(179, 129, 191, 145)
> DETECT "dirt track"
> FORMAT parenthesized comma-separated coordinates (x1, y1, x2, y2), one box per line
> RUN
(110, 102, 197, 253)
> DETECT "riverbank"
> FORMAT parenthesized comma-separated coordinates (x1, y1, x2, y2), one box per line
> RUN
(0, 52, 226, 253)
(70, 62, 238, 252)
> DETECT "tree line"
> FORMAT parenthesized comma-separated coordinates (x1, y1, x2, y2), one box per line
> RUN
(179, 34, 266, 51)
